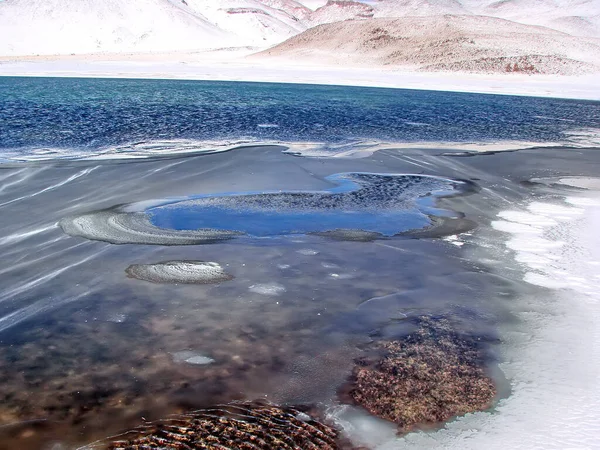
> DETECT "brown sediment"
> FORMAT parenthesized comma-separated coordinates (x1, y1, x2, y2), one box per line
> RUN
(342, 316, 496, 433)
(0, 287, 348, 449)
(101, 402, 345, 450)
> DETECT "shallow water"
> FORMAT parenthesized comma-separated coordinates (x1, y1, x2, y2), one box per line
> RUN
(1, 77, 600, 449)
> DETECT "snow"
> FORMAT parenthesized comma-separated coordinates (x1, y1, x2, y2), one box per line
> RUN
(0, 0, 236, 55)
(179, 0, 309, 45)
(0, 0, 378, 56)
(0, 0, 311, 56)
(301, 0, 329, 9)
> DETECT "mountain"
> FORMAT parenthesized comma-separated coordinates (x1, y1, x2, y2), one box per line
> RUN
(474, 0, 600, 38)
(1, 0, 599, 76)
(0, 0, 231, 55)
(0, 0, 314, 56)
(370, 0, 600, 38)
(308, 1, 375, 25)
(177, 0, 310, 45)
(256, 15, 600, 74)
(373, 0, 469, 16)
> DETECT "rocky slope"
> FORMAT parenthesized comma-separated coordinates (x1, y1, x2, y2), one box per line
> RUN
(372, 0, 600, 38)
(308, 0, 375, 24)
(255, 15, 600, 74)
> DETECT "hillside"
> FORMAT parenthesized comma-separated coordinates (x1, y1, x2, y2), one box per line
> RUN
(178, 0, 310, 45)
(0, 0, 228, 55)
(1, 0, 599, 76)
(255, 15, 600, 74)
(0, 0, 381, 57)
(0, 0, 316, 56)
(308, 1, 374, 24)
(371, 0, 600, 38)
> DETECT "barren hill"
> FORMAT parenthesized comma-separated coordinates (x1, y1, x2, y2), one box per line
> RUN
(255, 15, 600, 74)
(373, 0, 600, 38)
(308, 1, 375, 24)
(0, 0, 378, 57)
(2, 0, 599, 77)
(0, 0, 315, 56)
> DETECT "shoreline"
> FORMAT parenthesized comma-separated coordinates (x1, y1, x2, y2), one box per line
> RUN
(1, 53, 599, 101)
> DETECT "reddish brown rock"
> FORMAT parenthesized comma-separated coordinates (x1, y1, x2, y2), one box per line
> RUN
(105, 402, 344, 450)
(345, 317, 496, 433)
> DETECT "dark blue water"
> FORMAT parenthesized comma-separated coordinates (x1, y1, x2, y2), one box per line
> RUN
(1, 77, 600, 157)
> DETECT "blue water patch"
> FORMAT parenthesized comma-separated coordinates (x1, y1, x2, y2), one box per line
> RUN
(146, 173, 468, 237)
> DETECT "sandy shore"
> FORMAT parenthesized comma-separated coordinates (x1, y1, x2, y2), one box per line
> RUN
(1, 51, 599, 100)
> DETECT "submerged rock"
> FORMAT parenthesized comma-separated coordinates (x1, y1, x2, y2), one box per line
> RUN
(104, 402, 343, 450)
(342, 317, 496, 433)
(248, 282, 286, 296)
(172, 351, 215, 366)
(125, 261, 234, 284)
